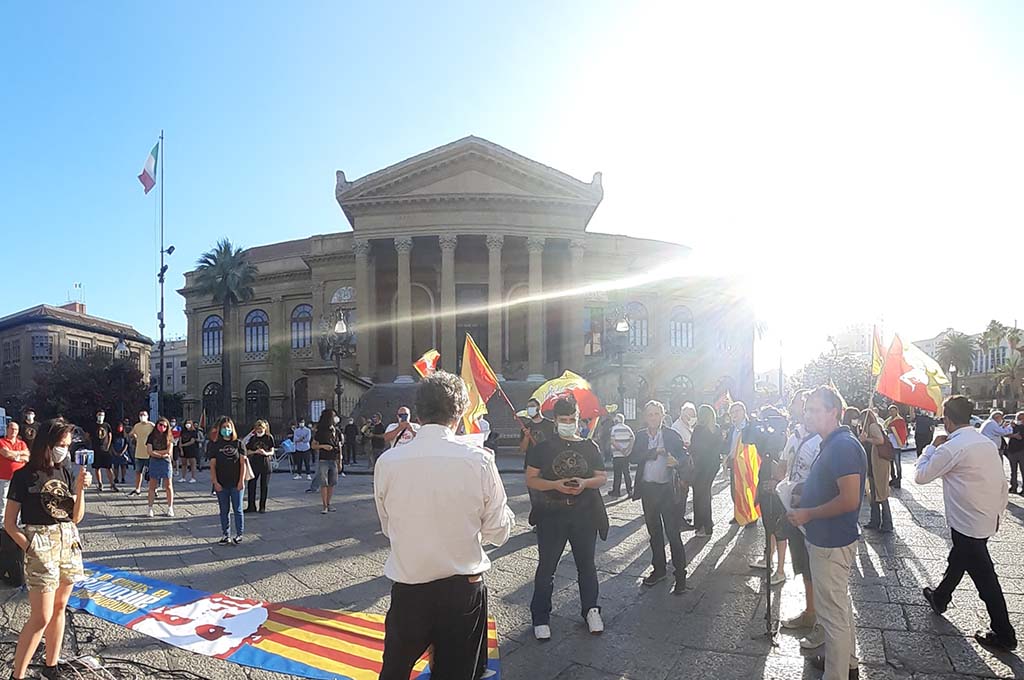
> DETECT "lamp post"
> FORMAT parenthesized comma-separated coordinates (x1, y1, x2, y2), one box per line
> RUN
(114, 337, 130, 423)
(948, 363, 957, 397)
(330, 310, 356, 414)
(613, 316, 630, 416)
(157, 244, 175, 418)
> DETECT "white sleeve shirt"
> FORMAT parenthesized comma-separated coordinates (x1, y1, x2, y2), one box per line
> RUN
(915, 426, 1008, 539)
(374, 424, 515, 584)
(980, 419, 1014, 446)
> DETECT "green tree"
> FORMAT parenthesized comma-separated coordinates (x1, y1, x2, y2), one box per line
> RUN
(978, 320, 1008, 371)
(27, 353, 148, 425)
(995, 356, 1023, 410)
(193, 239, 257, 420)
(937, 330, 976, 393)
(1006, 327, 1022, 358)
(788, 352, 876, 408)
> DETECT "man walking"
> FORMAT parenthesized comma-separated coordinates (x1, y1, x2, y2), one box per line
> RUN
(918, 396, 1017, 652)
(374, 371, 515, 680)
(608, 413, 635, 497)
(787, 385, 866, 680)
(128, 411, 155, 497)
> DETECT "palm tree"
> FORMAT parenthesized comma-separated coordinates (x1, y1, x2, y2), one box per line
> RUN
(995, 356, 1023, 411)
(193, 239, 257, 419)
(1007, 327, 1022, 358)
(937, 330, 976, 394)
(978, 320, 1007, 373)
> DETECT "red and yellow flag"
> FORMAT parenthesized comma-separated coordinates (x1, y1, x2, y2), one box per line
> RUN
(875, 334, 949, 415)
(413, 349, 440, 378)
(460, 334, 499, 434)
(871, 326, 885, 377)
(731, 439, 761, 525)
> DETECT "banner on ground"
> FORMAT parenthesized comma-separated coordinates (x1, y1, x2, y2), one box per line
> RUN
(68, 562, 500, 680)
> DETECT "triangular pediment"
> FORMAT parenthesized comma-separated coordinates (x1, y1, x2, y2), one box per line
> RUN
(336, 136, 603, 207)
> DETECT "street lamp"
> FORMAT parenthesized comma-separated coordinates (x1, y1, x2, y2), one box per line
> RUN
(613, 316, 630, 416)
(114, 337, 130, 423)
(157, 244, 175, 418)
(329, 310, 356, 414)
(948, 363, 957, 397)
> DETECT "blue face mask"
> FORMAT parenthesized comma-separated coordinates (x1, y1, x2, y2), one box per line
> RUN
(220, 428, 233, 438)
(398, 413, 409, 422)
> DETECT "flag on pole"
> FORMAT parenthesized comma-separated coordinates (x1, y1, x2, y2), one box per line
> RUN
(871, 326, 885, 377)
(413, 349, 440, 378)
(713, 390, 733, 412)
(875, 334, 949, 415)
(460, 334, 499, 434)
(138, 141, 159, 194)
(529, 371, 606, 421)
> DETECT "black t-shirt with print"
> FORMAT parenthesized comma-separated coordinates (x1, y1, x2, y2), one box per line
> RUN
(211, 440, 245, 488)
(315, 427, 342, 461)
(92, 423, 112, 453)
(180, 429, 198, 451)
(526, 436, 605, 511)
(8, 460, 76, 525)
(520, 417, 556, 454)
(371, 423, 386, 451)
(19, 421, 38, 448)
(246, 434, 276, 455)
(146, 429, 172, 456)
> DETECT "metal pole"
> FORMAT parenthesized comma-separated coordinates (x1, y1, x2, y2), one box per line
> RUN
(617, 348, 625, 415)
(334, 350, 343, 414)
(158, 130, 165, 418)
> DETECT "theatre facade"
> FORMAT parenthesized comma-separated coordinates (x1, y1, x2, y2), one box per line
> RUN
(179, 137, 754, 429)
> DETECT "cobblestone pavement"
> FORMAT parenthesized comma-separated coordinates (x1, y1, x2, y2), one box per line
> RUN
(2, 453, 1024, 679)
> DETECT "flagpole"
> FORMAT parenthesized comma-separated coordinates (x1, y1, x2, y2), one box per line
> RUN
(157, 130, 166, 418)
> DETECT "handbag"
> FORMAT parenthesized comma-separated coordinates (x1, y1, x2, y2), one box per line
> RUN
(242, 456, 256, 482)
(875, 437, 895, 461)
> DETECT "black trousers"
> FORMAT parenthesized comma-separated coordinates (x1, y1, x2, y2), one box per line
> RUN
(641, 482, 686, 576)
(611, 457, 632, 495)
(343, 440, 357, 464)
(890, 449, 903, 485)
(692, 458, 718, 533)
(1008, 452, 1023, 489)
(380, 575, 488, 680)
(934, 528, 1016, 643)
(530, 509, 599, 624)
(246, 456, 270, 510)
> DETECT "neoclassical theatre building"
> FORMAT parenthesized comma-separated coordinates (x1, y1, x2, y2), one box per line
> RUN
(179, 137, 754, 430)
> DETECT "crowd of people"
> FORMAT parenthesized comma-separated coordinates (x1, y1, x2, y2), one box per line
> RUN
(2, 377, 1023, 680)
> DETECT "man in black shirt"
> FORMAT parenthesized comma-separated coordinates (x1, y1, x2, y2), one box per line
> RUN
(343, 417, 360, 464)
(1006, 412, 1024, 494)
(370, 413, 386, 468)
(91, 410, 117, 492)
(526, 397, 608, 641)
(19, 409, 38, 450)
(915, 411, 936, 458)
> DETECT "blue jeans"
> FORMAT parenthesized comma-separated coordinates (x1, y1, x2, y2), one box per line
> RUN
(217, 488, 243, 537)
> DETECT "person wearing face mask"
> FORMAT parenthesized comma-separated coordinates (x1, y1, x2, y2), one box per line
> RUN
(179, 420, 199, 483)
(144, 417, 175, 518)
(312, 409, 343, 514)
(128, 411, 155, 496)
(671, 402, 698, 529)
(209, 416, 246, 545)
(292, 418, 313, 480)
(5, 418, 92, 680)
(721, 402, 750, 525)
(170, 418, 185, 483)
(343, 416, 360, 465)
(111, 423, 130, 486)
(384, 406, 420, 449)
(519, 398, 556, 460)
(91, 410, 117, 492)
(244, 420, 275, 514)
(608, 413, 635, 498)
(526, 397, 609, 641)
(370, 413, 387, 468)
(19, 409, 38, 450)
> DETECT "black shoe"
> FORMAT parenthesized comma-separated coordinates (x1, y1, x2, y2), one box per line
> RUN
(672, 576, 687, 596)
(233, 536, 244, 545)
(810, 656, 858, 678)
(974, 630, 1017, 652)
(607, 491, 620, 498)
(642, 570, 667, 587)
(729, 517, 739, 525)
(923, 587, 947, 615)
(244, 507, 256, 514)
(41, 664, 61, 680)
(257, 508, 267, 514)
(1010, 487, 1019, 495)
(862, 522, 880, 530)
(680, 519, 695, 531)
(218, 536, 230, 545)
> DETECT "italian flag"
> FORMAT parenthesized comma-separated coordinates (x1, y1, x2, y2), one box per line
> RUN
(138, 141, 159, 194)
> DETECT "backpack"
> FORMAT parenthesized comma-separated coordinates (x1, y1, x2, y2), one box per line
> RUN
(0, 531, 24, 587)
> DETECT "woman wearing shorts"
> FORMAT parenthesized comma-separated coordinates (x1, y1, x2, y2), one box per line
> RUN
(4, 418, 91, 680)
(145, 417, 175, 518)
(311, 409, 342, 515)
(179, 420, 199, 484)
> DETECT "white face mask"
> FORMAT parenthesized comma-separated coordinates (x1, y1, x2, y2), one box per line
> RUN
(97, 415, 105, 424)
(527, 407, 538, 418)
(557, 422, 578, 439)
(52, 446, 69, 464)
(333, 416, 341, 425)
(140, 415, 149, 423)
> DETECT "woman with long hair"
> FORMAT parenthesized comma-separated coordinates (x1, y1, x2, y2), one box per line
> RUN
(690, 404, 724, 537)
(111, 421, 130, 486)
(312, 409, 342, 514)
(209, 416, 246, 544)
(244, 419, 275, 514)
(145, 416, 175, 518)
(860, 408, 892, 532)
(4, 419, 91, 680)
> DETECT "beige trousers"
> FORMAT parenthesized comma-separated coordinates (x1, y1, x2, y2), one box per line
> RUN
(808, 541, 859, 679)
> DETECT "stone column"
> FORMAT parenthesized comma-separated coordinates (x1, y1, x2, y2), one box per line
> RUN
(567, 239, 586, 372)
(368, 255, 378, 374)
(353, 239, 372, 380)
(439, 235, 458, 372)
(486, 235, 504, 380)
(527, 236, 546, 382)
(394, 236, 415, 383)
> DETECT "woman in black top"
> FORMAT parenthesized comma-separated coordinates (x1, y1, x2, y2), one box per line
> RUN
(4, 418, 91, 680)
(180, 420, 199, 484)
(312, 409, 343, 514)
(244, 419, 275, 514)
(209, 416, 246, 544)
(690, 405, 724, 537)
(112, 423, 130, 485)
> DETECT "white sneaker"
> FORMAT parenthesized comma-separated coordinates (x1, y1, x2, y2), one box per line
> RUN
(177, 477, 186, 483)
(586, 608, 604, 634)
(166, 505, 175, 517)
(188, 478, 196, 484)
(306, 474, 314, 481)
(800, 623, 826, 649)
(293, 474, 300, 480)
(147, 507, 154, 518)
(749, 558, 768, 570)
(534, 625, 551, 641)
(321, 507, 329, 514)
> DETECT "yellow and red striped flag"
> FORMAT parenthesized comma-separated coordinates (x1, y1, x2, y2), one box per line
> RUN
(871, 326, 885, 377)
(460, 334, 499, 434)
(731, 438, 761, 525)
(413, 349, 440, 378)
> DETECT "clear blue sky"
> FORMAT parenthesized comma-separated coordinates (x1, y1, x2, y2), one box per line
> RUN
(2, 1, 1021, 370)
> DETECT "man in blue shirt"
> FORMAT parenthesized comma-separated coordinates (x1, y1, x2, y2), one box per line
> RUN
(788, 385, 867, 680)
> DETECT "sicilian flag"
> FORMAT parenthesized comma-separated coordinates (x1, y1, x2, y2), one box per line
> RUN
(875, 334, 949, 415)
(138, 141, 159, 194)
(871, 326, 885, 377)
(732, 438, 761, 526)
(460, 334, 499, 434)
(413, 350, 440, 379)
(529, 371, 605, 421)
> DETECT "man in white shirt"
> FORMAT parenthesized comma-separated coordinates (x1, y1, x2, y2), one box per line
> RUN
(374, 372, 515, 679)
(384, 405, 420, 448)
(980, 411, 1014, 448)
(608, 413, 635, 497)
(917, 395, 1016, 652)
(670, 402, 697, 527)
(292, 419, 312, 481)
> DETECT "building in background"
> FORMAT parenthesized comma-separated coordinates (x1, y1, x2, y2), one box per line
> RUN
(831, 323, 871, 357)
(179, 137, 755, 432)
(0, 302, 153, 408)
(150, 338, 188, 395)
(913, 325, 1020, 409)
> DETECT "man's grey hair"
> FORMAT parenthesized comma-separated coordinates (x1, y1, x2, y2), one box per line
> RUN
(644, 400, 666, 415)
(991, 411, 1004, 420)
(415, 371, 470, 426)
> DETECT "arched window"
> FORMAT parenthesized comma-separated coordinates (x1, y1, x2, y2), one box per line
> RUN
(290, 304, 313, 349)
(669, 306, 694, 350)
(670, 375, 695, 409)
(202, 316, 223, 358)
(626, 302, 648, 349)
(244, 310, 270, 353)
(245, 380, 270, 426)
(202, 382, 222, 424)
